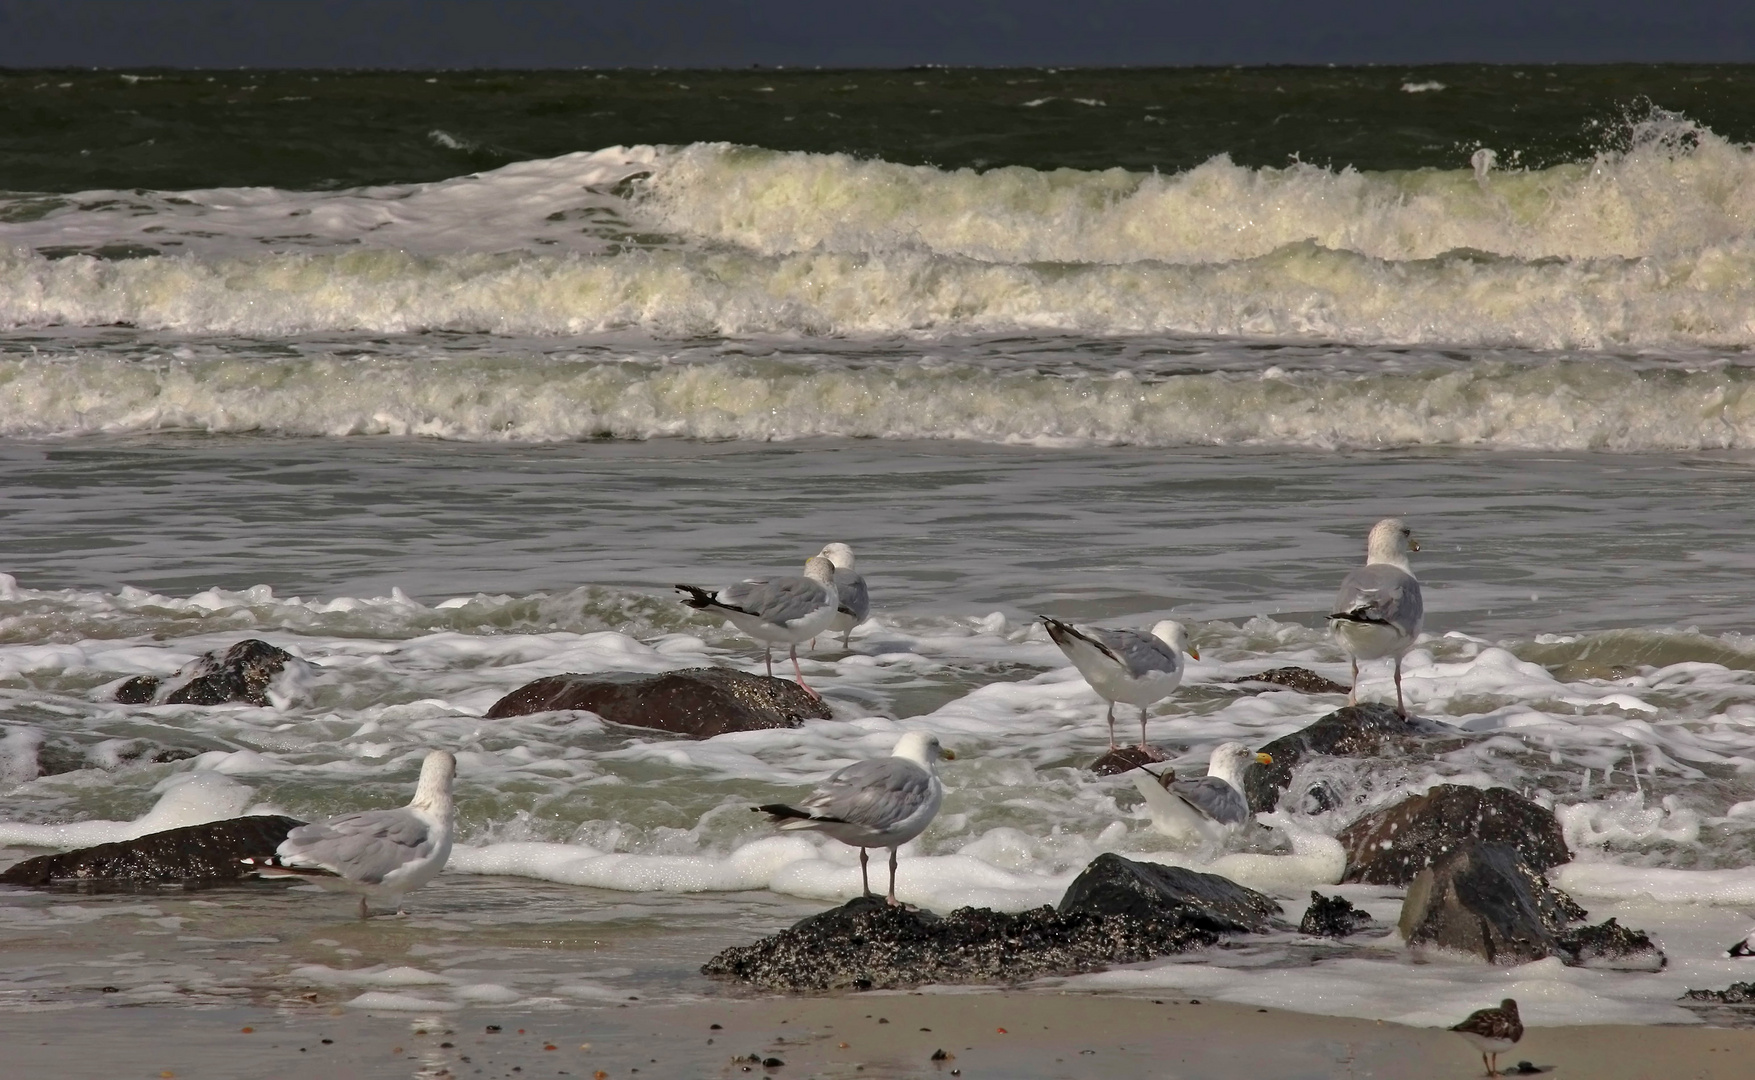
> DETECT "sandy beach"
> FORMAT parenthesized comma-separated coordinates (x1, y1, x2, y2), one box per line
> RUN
(6, 993, 1753, 1080)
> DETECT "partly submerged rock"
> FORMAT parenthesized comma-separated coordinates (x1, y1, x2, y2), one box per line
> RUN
(1299, 891, 1373, 938)
(701, 894, 1220, 992)
(0, 815, 305, 888)
(1683, 981, 1755, 1004)
(1558, 917, 1666, 970)
(704, 854, 1279, 992)
(485, 667, 831, 737)
(1230, 667, 1351, 695)
(114, 639, 300, 707)
(1059, 853, 1282, 933)
(3, 728, 204, 785)
(1242, 702, 1459, 813)
(1339, 784, 1570, 886)
(1087, 745, 1171, 776)
(1398, 841, 1592, 965)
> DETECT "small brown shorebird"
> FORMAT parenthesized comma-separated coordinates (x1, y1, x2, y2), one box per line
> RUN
(1450, 998, 1523, 1077)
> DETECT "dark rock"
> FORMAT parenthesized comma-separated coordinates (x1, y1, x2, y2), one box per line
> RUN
(1230, 667, 1351, 695)
(1398, 842, 1588, 965)
(1087, 745, 1170, 776)
(0, 815, 305, 888)
(1339, 784, 1571, 886)
(114, 675, 161, 704)
(701, 894, 1220, 992)
(114, 639, 299, 707)
(32, 738, 204, 778)
(485, 667, 831, 737)
(1683, 981, 1755, 1004)
(1242, 703, 1459, 813)
(1558, 917, 1666, 970)
(1299, 891, 1372, 937)
(1058, 853, 1282, 934)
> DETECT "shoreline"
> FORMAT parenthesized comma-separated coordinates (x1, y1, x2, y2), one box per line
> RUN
(6, 993, 1755, 1079)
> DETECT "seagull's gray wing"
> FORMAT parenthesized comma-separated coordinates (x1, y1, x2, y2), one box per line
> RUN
(1330, 564, 1423, 637)
(834, 568, 870, 622)
(1081, 626, 1180, 680)
(721, 576, 828, 625)
(278, 808, 435, 885)
(1168, 776, 1250, 825)
(800, 756, 932, 832)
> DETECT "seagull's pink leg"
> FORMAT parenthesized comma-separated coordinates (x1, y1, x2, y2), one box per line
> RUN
(791, 645, 821, 699)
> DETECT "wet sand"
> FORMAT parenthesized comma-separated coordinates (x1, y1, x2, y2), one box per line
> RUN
(6, 993, 1754, 1080)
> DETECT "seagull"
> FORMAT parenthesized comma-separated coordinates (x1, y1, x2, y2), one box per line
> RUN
(1132, 742, 1272, 844)
(1725, 927, 1755, 957)
(1328, 518, 1424, 716)
(244, 749, 456, 920)
(817, 542, 870, 648)
(755, 731, 954, 906)
(1449, 998, 1523, 1077)
(677, 555, 840, 696)
(1040, 616, 1198, 750)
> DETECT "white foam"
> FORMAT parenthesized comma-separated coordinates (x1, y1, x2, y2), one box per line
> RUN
(0, 772, 256, 848)
(344, 991, 460, 1012)
(290, 964, 453, 988)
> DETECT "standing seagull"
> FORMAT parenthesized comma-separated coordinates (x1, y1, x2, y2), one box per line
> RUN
(1132, 742, 1273, 845)
(755, 731, 954, 906)
(245, 749, 456, 920)
(677, 556, 840, 697)
(1328, 518, 1424, 716)
(1040, 616, 1199, 750)
(817, 542, 870, 648)
(1449, 998, 1523, 1077)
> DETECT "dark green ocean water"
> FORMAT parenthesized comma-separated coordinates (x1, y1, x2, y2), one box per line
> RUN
(4, 64, 1754, 191)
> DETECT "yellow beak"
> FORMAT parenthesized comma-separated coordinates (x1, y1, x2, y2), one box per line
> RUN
(1254, 752, 1274, 765)
(942, 749, 957, 760)
(1409, 539, 1421, 552)
(1188, 647, 1200, 661)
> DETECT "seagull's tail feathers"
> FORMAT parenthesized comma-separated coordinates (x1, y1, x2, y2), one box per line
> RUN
(675, 584, 719, 611)
(754, 803, 846, 829)
(240, 854, 341, 880)
(1328, 608, 1391, 625)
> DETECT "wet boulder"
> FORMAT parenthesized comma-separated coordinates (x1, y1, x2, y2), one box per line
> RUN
(485, 667, 831, 737)
(702, 894, 1220, 993)
(0, 815, 305, 888)
(114, 639, 300, 707)
(1087, 745, 1171, 776)
(703, 854, 1280, 992)
(1230, 667, 1351, 695)
(2, 728, 204, 785)
(1398, 841, 1590, 965)
(1059, 853, 1282, 933)
(1558, 917, 1666, 971)
(1242, 702, 1460, 813)
(1339, 784, 1570, 886)
(1683, 981, 1755, 1004)
(1300, 891, 1373, 937)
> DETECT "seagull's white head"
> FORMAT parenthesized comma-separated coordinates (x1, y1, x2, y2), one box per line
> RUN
(818, 543, 856, 570)
(1366, 518, 1418, 570)
(1150, 620, 1199, 661)
(412, 749, 456, 811)
(802, 555, 837, 586)
(893, 731, 955, 768)
(1206, 741, 1273, 789)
